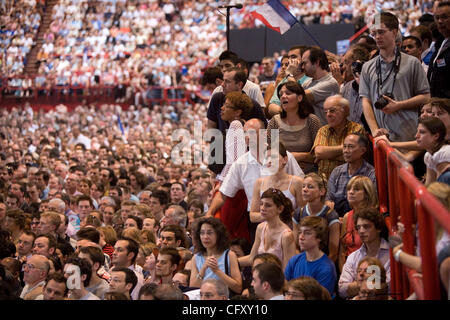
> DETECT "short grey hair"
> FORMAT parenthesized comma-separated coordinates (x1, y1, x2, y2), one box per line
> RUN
(48, 198, 66, 214)
(100, 196, 116, 207)
(201, 279, 229, 298)
(325, 94, 350, 117)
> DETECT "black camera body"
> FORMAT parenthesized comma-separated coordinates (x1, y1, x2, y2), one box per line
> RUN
(351, 61, 363, 75)
(374, 93, 394, 110)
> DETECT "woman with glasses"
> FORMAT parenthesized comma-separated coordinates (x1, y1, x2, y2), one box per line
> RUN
(239, 188, 296, 271)
(338, 176, 378, 272)
(293, 173, 340, 263)
(266, 81, 321, 174)
(189, 217, 242, 295)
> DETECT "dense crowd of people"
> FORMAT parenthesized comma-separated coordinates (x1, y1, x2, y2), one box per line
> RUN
(0, 0, 449, 302)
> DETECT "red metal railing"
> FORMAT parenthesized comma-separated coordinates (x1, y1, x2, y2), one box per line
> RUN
(0, 77, 202, 109)
(374, 139, 450, 300)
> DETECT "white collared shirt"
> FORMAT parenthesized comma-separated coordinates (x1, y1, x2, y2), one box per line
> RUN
(220, 151, 304, 211)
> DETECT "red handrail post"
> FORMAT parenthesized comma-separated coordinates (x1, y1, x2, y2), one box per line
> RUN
(416, 199, 441, 299)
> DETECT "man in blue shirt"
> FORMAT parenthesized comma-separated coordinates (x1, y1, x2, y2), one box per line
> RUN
(285, 216, 337, 297)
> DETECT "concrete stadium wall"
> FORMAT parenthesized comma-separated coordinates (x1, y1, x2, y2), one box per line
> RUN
(230, 23, 355, 63)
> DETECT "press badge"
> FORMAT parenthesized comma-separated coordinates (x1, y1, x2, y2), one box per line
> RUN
(437, 59, 446, 67)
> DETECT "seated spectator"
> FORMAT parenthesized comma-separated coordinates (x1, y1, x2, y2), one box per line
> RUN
(327, 133, 376, 217)
(338, 176, 379, 272)
(417, 116, 450, 184)
(266, 81, 321, 173)
(285, 216, 337, 297)
(312, 95, 365, 179)
(138, 282, 158, 300)
(78, 246, 109, 299)
(42, 272, 67, 300)
(251, 262, 285, 300)
(267, 46, 311, 117)
(249, 142, 304, 223)
(63, 256, 100, 300)
(293, 173, 340, 263)
(200, 278, 229, 300)
(108, 267, 138, 300)
(352, 256, 390, 300)
(338, 208, 390, 299)
(240, 188, 296, 270)
(189, 217, 242, 295)
(151, 247, 180, 286)
(284, 276, 331, 300)
(153, 283, 184, 300)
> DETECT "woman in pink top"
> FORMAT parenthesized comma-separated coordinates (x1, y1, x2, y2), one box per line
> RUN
(238, 188, 296, 270)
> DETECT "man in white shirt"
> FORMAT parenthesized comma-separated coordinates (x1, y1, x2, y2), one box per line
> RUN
(206, 118, 303, 241)
(206, 118, 304, 217)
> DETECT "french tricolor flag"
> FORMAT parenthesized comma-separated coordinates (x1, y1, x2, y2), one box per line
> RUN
(250, 0, 298, 34)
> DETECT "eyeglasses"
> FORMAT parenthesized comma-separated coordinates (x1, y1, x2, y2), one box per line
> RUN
(370, 29, 390, 37)
(22, 263, 42, 271)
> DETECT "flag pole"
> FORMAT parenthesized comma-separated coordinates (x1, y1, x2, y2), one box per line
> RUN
(279, 0, 324, 49)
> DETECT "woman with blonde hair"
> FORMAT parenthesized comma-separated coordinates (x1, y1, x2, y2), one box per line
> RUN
(97, 225, 117, 260)
(338, 175, 378, 271)
(121, 227, 144, 244)
(293, 173, 340, 263)
(136, 242, 158, 281)
(141, 229, 156, 244)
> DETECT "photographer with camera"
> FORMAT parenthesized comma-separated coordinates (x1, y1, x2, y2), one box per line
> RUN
(339, 45, 371, 129)
(360, 12, 430, 142)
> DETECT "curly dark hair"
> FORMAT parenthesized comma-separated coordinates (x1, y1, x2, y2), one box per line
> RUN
(353, 207, 388, 240)
(260, 188, 293, 225)
(277, 81, 314, 119)
(192, 217, 230, 255)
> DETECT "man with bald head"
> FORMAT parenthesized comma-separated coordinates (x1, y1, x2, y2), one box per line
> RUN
(20, 254, 50, 300)
(312, 95, 365, 179)
(206, 118, 303, 241)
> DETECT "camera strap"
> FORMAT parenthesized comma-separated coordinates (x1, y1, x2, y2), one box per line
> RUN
(376, 48, 401, 98)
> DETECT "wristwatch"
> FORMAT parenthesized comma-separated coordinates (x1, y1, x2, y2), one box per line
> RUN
(196, 274, 204, 280)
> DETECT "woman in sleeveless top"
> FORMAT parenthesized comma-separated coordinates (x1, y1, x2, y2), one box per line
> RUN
(239, 188, 296, 270)
(293, 173, 340, 263)
(249, 141, 304, 224)
(338, 176, 379, 272)
(266, 81, 321, 173)
(189, 217, 242, 295)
